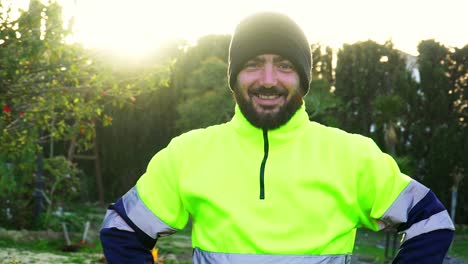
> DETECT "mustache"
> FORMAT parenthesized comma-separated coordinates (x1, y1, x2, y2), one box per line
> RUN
(249, 86, 286, 95)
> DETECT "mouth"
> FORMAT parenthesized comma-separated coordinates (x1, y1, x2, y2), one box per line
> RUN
(251, 92, 285, 108)
(256, 93, 281, 100)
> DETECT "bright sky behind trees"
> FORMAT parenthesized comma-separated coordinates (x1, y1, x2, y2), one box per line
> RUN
(11, 0, 468, 57)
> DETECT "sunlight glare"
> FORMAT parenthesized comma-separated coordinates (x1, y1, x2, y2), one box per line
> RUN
(45, 0, 468, 57)
(69, 0, 175, 57)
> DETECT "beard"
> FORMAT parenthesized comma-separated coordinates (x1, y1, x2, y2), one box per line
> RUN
(233, 85, 304, 130)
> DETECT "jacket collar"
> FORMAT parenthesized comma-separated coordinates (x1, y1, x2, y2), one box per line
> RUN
(229, 103, 309, 148)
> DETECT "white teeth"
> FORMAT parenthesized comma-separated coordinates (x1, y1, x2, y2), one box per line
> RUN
(258, 94, 279, 99)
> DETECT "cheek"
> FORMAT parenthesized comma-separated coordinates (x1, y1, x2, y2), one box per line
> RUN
(233, 83, 249, 100)
(277, 72, 300, 87)
(237, 71, 260, 87)
(286, 75, 301, 92)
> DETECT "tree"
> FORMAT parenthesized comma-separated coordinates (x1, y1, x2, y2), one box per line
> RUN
(0, 0, 115, 155)
(334, 40, 414, 151)
(171, 34, 230, 96)
(95, 58, 177, 199)
(170, 35, 232, 132)
(176, 56, 233, 132)
(409, 40, 467, 216)
(306, 44, 341, 127)
(0, 0, 135, 228)
(447, 45, 467, 127)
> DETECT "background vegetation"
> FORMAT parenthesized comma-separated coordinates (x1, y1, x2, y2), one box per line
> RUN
(0, 0, 466, 235)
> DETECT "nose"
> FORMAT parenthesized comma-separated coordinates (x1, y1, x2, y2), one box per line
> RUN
(259, 63, 277, 88)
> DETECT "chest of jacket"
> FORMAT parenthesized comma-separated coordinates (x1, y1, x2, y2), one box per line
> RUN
(176, 124, 362, 254)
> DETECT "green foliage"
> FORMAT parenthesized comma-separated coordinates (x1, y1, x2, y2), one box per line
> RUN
(393, 155, 415, 177)
(0, 138, 37, 229)
(92, 49, 178, 200)
(171, 35, 231, 109)
(0, 0, 142, 156)
(0, 0, 148, 227)
(176, 56, 234, 132)
(41, 155, 81, 228)
(416, 40, 452, 123)
(305, 43, 343, 127)
(335, 40, 412, 138)
(305, 79, 342, 127)
(171, 35, 233, 133)
(310, 44, 334, 83)
(372, 94, 404, 125)
(0, 153, 81, 229)
(448, 45, 468, 124)
(406, 40, 467, 214)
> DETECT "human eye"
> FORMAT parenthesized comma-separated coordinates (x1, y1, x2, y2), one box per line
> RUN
(277, 61, 295, 72)
(243, 60, 262, 70)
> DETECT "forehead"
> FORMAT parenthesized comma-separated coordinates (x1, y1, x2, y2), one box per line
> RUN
(247, 54, 289, 61)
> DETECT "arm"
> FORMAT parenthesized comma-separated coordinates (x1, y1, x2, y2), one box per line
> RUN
(381, 181, 455, 263)
(100, 187, 177, 263)
(100, 138, 188, 263)
(357, 138, 454, 264)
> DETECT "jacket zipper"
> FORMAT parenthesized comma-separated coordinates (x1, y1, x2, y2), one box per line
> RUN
(259, 129, 269, 200)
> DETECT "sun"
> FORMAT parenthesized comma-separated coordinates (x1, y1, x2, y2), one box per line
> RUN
(66, 0, 179, 57)
(62, 0, 287, 58)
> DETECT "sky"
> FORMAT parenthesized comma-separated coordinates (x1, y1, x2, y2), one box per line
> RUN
(12, 0, 468, 57)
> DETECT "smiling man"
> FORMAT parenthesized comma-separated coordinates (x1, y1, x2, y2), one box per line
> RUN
(234, 54, 304, 129)
(100, 12, 454, 264)
(228, 13, 311, 130)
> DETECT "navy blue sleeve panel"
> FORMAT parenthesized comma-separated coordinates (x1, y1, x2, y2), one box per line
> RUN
(100, 227, 154, 264)
(393, 229, 454, 264)
(398, 190, 446, 232)
(390, 187, 455, 263)
(100, 198, 157, 263)
(111, 198, 157, 248)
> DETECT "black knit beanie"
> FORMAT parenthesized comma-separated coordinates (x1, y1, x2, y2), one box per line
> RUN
(228, 12, 312, 94)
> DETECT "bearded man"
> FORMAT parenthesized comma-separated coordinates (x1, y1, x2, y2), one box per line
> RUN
(100, 12, 454, 264)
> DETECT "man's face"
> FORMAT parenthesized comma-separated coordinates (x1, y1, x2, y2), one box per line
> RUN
(233, 54, 304, 129)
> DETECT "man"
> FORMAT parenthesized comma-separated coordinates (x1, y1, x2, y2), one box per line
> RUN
(100, 12, 455, 263)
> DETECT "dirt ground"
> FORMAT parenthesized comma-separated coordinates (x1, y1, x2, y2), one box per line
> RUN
(0, 247, 104, 264)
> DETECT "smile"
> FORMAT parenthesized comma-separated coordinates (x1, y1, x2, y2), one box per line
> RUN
(256, 94, 281, 100)
(252, 93, 285, 107)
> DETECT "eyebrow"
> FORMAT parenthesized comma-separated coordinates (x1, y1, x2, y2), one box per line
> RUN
(247, 55, 290, 63)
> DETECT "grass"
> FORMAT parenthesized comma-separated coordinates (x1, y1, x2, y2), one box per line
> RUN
(354, 227, 468, 263)
(450, 226, 468, 262)
(353, 229, 397, 263)
(0, 235, 104, 262)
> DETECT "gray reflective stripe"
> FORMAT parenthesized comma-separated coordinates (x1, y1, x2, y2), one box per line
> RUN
(122, 186, 177, 238)
(193, 248, 352, 264)
(402, 210, 455, 242)
(101, 209, 134, 232)
(379, 180, 429, 228)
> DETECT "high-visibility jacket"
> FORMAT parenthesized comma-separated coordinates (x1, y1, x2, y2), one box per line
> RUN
(100, 105, 454, 264)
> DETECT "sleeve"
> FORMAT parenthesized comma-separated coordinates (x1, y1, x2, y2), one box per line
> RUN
(357, 138, 454, 264)
(100, 139, 189, 263)
(383, 180, 455, 263)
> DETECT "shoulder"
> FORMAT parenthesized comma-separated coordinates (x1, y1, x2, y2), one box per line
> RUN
(150, 123, 231, 164)
(307, 122, 374, 146)
(169, 122, 231, 147)
(304, 122, 384, 162)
